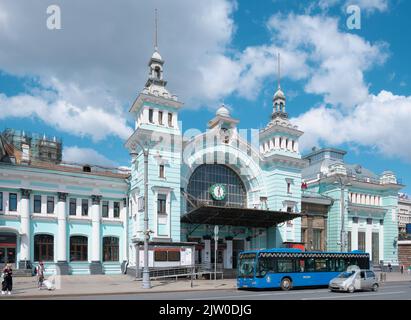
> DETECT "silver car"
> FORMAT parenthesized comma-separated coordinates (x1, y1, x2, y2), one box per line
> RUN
(329, 269, 379, 293)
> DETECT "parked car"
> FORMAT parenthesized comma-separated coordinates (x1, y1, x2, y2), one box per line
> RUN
(329, 269, 379, 293)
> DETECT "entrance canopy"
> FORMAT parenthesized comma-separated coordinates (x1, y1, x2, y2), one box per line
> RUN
(181, 205, 301, 228)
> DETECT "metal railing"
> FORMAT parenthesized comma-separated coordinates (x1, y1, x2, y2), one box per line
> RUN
(135, 263, 225, 281)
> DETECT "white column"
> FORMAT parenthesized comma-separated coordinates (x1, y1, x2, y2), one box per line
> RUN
(379, 222, 384, 263)
(366, 220, 372, 259)
(351, 219, 358, 250)
(153, 109, 159, 125)
(19, 189, 31, 266)
(269, 139, 274, 150)
(204, 239, 211, 269)
(91, 196, 102, 262)
(143, 107, 149, 123)
(274, 136, 280, 149)
(225, 239, 233, 269)
(57, 193, 68, 262)
(122, 198, 127, 263)
(294, 140, 299, 153)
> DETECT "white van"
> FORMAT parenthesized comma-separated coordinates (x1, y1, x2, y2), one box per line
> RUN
(329, 267, 379, 293)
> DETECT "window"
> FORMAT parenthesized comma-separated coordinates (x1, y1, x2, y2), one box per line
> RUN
(312, 229, 322, 251)
(103, 237, 119, 262)
(47, 196, 54, 214)
(315, 259, 328, 272)
(347, 231, 352, 251)
(102, 201, 109, 218)
(69, 198, 77, 216)
(149, 109, 154, 123)
(70, 236, 88, 261)
(154, 250, 180, 262)
(138, 196, 144, 212)
(34, 195, 42, 213)
(277, 259, 294, 273)
(159, 165, 165, 178)
(34, 234, 54, 261)
(158, 111, 163, 125)
(366, 271, 375, 278)
(186, 164, 247, 210)
(81, 199, 89, 216)
(0, 192, 2, 211)
(287, 182, 291, 194)
(113, 202, 120, 218)
(9, 193, 17, 211)
(168, 113, 173, 127)
(157, 194, 167, 214)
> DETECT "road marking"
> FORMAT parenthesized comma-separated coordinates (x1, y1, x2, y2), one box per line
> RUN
(185, 290, 328, 300)
(302, 291, 405, 300)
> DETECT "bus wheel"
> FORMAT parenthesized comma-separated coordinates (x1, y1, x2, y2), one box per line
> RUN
(280, 278, 292, 291)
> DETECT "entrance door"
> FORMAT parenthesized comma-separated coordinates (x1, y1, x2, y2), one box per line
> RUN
(232, 240, 245, 269)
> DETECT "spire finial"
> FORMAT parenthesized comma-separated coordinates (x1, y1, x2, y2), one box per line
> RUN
(154, 8, 158, 52)
(277, 52, 281, 90)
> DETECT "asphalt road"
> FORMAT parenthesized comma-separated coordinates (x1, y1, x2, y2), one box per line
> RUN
(49, 281, 411, 300)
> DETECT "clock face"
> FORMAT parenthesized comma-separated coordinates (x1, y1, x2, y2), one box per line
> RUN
(210, 184, 226, 201)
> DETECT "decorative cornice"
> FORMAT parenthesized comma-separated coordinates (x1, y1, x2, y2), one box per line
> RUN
(57, 192, 68, 202)
(20, 188, 32, 199)
(91, 195, 102, 205)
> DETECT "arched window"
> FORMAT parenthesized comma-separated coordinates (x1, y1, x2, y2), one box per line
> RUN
(186, 164, 247, 211)
(70, 236, 88, 262)
(154, 66, 161, 79)
(34, 234, 54, 262)
(103, 237, 119, 262)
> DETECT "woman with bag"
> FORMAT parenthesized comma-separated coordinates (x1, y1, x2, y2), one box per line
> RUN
(1, 263, 13, 295)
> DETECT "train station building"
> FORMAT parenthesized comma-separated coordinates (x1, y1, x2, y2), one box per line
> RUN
(0, 44, 403, 275)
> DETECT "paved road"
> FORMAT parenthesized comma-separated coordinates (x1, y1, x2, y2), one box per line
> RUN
(48, 281, 411, 300)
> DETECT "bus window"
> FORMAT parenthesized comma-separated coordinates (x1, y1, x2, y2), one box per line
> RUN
(335, 258, 347, 272)
(327, 259, 336, 272)
(257, 258, 276, 277)
(277, 259, 294, 273)
(315, 259, 328, 272)
(305, 258, 315, 272)
(239, 257, 255, 278)
(297, 259, 305, 272)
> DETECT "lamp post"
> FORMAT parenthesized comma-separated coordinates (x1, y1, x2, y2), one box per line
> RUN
(132, 141, 151, 289)
(334, 175, 351, 252)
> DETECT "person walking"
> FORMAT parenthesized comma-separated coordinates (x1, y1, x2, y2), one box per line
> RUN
(1, 263, 13, 295)
(388, 262, 392, 272)
(36, 262, 45, 289)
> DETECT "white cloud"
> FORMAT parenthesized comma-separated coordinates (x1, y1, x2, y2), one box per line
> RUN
(346, 0, 388, 13)
(267, 13, 388, 107)
(0, 90, 133, 142)
(293, 90, 411, 162)
(63, 146, 118, 167)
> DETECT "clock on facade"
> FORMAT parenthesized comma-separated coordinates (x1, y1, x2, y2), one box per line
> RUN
(209, 184, 227, 201)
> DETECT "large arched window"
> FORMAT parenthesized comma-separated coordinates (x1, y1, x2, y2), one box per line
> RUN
(34, 234, 54, 262)
(187, 164, 247, 211)
(70, 236, 88, 261)
(103, 237, 119, 262)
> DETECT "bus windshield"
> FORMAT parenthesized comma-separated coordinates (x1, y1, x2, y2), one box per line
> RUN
(238, 254, 256, 278)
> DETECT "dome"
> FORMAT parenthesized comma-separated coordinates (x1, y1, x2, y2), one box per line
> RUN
(216, 105, 230, 117)
(151, 50, 162, 61)
(273, 88, 285, 100)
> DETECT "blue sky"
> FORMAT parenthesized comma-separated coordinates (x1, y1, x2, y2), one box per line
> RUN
(0, 0, 410, 193)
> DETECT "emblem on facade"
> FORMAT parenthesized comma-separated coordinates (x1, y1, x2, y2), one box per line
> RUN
(209, 184, 226, 201)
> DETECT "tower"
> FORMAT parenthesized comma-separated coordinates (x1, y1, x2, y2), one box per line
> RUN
(259, 53, 306, 247)
(125, 10, 183, 250)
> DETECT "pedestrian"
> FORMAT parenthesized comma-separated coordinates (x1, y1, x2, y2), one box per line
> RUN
(36, 261, 45, 289)
(388, 262, 392, 272)
(1, 263, 13, 295)
(400, 264, 404, 274)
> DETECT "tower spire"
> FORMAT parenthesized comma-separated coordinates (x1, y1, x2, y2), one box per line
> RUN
(277, 52, 281, 90)
(154, 8, 158, 52)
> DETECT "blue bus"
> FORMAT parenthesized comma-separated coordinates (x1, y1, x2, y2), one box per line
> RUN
(237, 248, 370, 290)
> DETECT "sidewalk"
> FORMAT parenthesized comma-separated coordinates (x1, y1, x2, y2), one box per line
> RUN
(2, 272, 410, 299)
(1, 275, 237, 299)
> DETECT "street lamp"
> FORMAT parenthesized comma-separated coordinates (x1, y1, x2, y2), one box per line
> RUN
(132, 141, 151, 289)
(334, 176, 351, 252)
